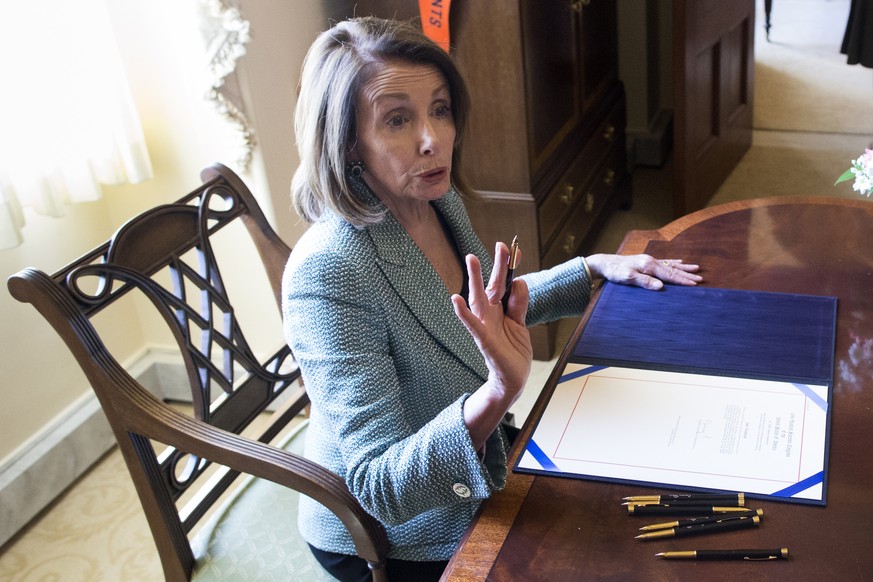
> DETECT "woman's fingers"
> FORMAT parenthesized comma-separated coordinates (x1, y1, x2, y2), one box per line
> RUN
(451, 293, 482, 336)
(654, 258, 703, 285)
(504, 277, 529, 326)
(453, 249, 530, 347)
(464, 253, 488, 311)
(484, 242, 509, 305)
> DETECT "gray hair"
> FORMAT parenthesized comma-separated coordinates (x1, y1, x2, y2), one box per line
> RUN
(291, 17, 472, 226)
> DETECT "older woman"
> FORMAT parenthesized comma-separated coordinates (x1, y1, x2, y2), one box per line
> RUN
(283, 16, 700, 581)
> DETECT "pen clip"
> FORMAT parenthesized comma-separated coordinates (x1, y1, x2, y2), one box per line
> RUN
(508, 236, 519, 269)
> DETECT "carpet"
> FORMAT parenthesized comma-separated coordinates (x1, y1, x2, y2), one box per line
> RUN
(755, 0, 873, 135)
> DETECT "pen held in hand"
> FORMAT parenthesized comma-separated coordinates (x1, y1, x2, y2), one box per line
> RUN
(635, 515, 759, 540)
(501, 235, 519, 312)
(655, 548, 789, 560)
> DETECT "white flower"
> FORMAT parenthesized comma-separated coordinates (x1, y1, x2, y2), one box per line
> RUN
(836, 148, 873, 197)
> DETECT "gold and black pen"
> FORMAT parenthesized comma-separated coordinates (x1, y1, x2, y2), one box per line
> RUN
(656, 548, 789, 561)
(623, 493, 745, 507)
(636, 515, 760, 540)
(628, 505, 753, 516)
(639, 508, 763, 531)
(501, 235, 519, 312)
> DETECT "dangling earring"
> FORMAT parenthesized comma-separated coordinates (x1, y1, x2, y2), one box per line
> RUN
(347, 160, 365, 177)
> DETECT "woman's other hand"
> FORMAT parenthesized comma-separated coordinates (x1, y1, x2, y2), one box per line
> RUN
(585, 253, 702, 291)
(452, 242, 532, 449)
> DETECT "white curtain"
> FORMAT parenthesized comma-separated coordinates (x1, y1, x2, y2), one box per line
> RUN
(197, 0, 255, 172)
(0, 0, 153, 249)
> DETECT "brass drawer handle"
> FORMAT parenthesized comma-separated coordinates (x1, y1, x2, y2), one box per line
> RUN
(584, 191, 595, 212)
(568, 0, 590, 13)
(603, 169, 615, 188)
(603, 124, 615, 142)
(560, 184, 576, 205)
(562, 233, 577, 255)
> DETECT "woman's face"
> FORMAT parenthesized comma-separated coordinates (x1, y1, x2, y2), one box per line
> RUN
(353, 60, 456, 208)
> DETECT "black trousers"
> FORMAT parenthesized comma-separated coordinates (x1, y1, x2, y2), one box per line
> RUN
(842, 0, 873, 68)
(309, 544, 448, 582)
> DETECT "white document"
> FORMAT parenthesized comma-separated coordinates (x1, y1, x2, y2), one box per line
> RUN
(517, 364, 829, 503)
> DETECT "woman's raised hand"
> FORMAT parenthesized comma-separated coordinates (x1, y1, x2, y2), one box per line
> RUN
(452, 242, 532, 448)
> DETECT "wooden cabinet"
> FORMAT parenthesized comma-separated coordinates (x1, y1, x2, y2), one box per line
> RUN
(455, 0, 631, 357)
(333, 1, 631, 357)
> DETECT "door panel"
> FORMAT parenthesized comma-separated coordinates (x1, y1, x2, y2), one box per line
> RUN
(521, 0, 580, 174)
(674, 0, 755, 216)
(689, 46, 717, 154)
(724, 20, 750, 121)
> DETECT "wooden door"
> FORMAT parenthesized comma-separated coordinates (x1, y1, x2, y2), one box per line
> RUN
(673, 0, 755, 216)
(520, 0, 581, 180)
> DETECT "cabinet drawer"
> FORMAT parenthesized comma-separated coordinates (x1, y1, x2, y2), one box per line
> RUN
(541, 150, 621, 269)
(537, 103, 624, 249)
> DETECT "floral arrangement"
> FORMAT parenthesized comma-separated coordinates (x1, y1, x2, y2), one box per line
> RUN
(835, 148, 873, 197)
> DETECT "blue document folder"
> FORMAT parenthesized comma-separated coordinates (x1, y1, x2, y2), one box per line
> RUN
(572, 283, 837, 384)
(516, 284, 837, 505)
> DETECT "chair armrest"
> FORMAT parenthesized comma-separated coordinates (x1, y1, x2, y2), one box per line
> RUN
(130, 391, 389, 567)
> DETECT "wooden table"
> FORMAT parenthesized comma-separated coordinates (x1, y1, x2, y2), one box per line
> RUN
(442, 197, 873, 581)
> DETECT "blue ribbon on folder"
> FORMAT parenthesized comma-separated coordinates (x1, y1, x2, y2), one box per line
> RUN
(525, 439, 560, 472)
(771, 471, 825, 498)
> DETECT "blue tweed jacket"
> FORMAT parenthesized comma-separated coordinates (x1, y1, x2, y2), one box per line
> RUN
(281, 178, 592, 561)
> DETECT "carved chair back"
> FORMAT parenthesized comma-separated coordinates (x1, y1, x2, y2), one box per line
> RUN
(7, 164, 388, 581)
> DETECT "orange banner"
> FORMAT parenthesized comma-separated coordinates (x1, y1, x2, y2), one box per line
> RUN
(419, 0, 452, 53)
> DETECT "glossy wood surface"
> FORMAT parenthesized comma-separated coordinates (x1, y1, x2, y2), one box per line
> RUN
(442, 197, 873, 581)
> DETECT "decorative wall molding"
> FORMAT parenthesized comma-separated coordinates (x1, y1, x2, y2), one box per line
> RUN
(0, 344, 293, 547)
(0, 392, 114, 548)
(0, 347, 182, 548)
(628, 109, 673, 168)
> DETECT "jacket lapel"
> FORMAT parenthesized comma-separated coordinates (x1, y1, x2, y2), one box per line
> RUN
(433, 191, 493, 273)
(367, 191, 487, 380)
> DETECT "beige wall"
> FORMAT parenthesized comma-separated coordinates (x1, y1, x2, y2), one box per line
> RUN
(0, 2, 329, 463)
(617, 0, 672, 134)
(240, 1, 326, 247)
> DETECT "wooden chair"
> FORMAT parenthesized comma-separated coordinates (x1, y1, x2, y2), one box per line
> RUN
(7, 164, 389, 581)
